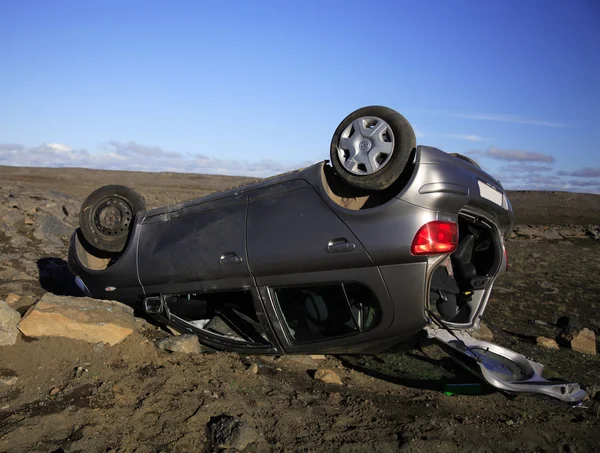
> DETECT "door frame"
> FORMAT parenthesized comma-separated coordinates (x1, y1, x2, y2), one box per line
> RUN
(158, 285, 283, 354)
(256, 267, 394, 354)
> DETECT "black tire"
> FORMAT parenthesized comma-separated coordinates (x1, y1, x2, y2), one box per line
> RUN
(449, 153, 480, 168)
(330, 106, 416, 191)
(79, 185, 146, 253)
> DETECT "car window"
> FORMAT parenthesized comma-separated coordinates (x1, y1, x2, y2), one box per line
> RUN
(273, 283, 379, 343)
(165, 290, 269, 344)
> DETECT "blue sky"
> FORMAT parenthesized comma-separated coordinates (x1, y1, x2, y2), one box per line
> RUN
(1, 0, 599, 192)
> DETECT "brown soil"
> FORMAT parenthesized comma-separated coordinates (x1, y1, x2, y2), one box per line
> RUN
(0, 165, 599, 452)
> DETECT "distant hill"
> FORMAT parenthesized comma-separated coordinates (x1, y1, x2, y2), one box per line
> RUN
(1, 165, 598, 225)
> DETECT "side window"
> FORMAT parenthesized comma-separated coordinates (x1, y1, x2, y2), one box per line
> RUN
(165, 290, 269, 344)
(273, 283, 380, 343)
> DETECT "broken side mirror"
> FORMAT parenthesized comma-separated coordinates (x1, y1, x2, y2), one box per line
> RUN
(144, 296, 164, 314)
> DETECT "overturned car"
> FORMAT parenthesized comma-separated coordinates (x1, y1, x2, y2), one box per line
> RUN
(68, 106, 586, 402)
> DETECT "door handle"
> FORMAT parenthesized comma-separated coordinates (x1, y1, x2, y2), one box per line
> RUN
(220, 252, 243, 266)
(326, 238, 356, 253)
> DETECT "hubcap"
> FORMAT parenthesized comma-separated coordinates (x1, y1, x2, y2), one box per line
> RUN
(93, 198, 132, 237)
(337, 116, 395, 175)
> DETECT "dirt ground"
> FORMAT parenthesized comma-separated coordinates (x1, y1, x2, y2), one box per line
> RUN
(0, 165, 599, 452)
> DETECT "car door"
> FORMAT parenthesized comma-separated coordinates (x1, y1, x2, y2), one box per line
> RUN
(246, 179, 394, 353)
(137, 192, 253, 295)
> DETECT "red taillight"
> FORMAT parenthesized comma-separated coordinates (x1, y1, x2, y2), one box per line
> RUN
(503, 245, 509, 270)
(411, 221, 458, 255)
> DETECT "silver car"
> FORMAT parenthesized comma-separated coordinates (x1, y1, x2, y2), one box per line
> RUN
(68, 106, 586, 402)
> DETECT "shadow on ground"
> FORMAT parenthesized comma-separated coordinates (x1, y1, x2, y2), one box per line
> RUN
(37, 258, 82, 297)
(338, 349, 497, 395)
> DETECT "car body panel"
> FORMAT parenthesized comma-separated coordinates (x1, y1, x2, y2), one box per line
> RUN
(67, 144, 590, 402)
(247, 180, 373, 278)
(68, 217, 144, 304)
(138, 193, 252, 294)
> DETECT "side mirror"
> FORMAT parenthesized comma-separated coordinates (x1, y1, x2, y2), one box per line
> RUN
(144, 296, 164, 314)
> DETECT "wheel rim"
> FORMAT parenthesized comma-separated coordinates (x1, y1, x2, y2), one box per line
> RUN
(337, 116, 395, 175)
(93, 197, 133, 238)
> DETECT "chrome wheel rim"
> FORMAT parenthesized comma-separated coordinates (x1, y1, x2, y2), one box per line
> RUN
(337, 116, 395, 175)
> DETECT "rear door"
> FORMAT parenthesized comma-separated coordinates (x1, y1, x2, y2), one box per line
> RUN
(246, 179, 393, 353)
(138, 193, 253, 295)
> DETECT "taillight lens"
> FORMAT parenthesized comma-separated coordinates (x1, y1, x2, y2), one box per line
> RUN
(503, 244, 509, 270)
(411, 221, 458, 255)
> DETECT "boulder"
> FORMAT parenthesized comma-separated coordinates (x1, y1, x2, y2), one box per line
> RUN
(314, 369, 342, 385)
(0, 301, 21, 346)
(536, 336, 559, 350)
(207, 415, 257, 450)
(32, 215, 72, 245)
(18, 293, 135, 346)
(558, 327, 596, 355)
(155, 334, 207, 354)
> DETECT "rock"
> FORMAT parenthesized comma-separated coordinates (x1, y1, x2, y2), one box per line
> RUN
(310, 354, 326, 360)
(207, 415, 257, 450)
(246, 363, 259, 374)
(558, 327, 597, 355)
(536, 281, 559, 294)
(536, 229, 563, 240)
(586, 227, 600, 240)
(0, 376, 18, 386)
(49, 386, 60, 396)
(5, 293, 20, 305)
(0, 301, 21, 346)
(18, 293, 135, 346)
(0, 267, 35, 281)
(9, 234, 30, 248)
(93, 342, 106, 354)
(557, 227, 588, 239)
(155, 334, 206, 354)
(0, 210, 24, 227)
(314, 369, 342, 385)
(32, 215, 72, 245)
(23, 216, 34, 225)
(286, 355, 319, 368)
(536, 337, 559, 350)
(470, 321, 494, 342)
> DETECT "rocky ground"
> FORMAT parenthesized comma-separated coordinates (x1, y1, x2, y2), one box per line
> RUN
(0, 165, 599, 453)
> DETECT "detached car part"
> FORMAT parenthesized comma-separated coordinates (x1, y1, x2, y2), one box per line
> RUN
(68, 106, 586, 403)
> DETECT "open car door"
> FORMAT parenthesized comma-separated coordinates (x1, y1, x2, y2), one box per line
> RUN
(427, 327, 587, 403)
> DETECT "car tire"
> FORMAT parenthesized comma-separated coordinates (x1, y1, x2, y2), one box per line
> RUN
(330, 106, 416, 191)
(79, 185, 146, 253)
(449, 153, 480, 168)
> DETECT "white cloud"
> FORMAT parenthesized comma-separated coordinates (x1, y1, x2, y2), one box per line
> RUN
(47, 143, 72, 152)
(444, 112, 569, 128)
(558, 167, 600, 178)
(0, 143, 25, 151)
(469, 147, 555, 163)
(447, 134, 486, 142)
(500, 164, 553, 173)
(107, 141, 183, 158)
(0, 142, 308, 178)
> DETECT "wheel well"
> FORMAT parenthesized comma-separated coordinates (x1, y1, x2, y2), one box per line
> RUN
(321, 148, 416, 210)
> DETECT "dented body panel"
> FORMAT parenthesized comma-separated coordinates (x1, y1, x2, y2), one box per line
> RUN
(66, 147, 587, 402)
